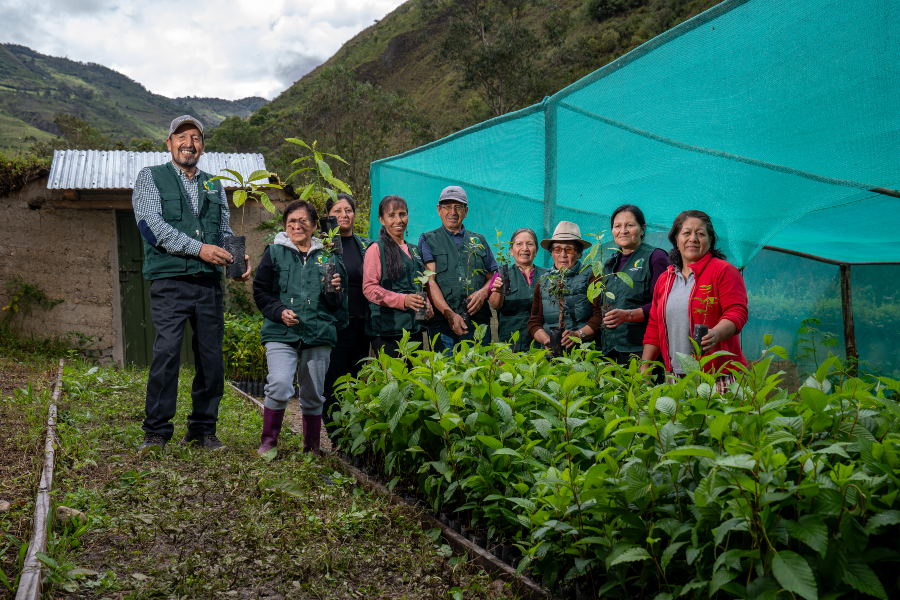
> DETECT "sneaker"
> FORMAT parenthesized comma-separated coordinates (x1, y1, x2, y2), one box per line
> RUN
(139, 433, 166, 456)
(181, 432, 226, 451)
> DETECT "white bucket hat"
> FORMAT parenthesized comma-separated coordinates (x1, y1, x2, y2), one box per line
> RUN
(540, 221, 591, 251)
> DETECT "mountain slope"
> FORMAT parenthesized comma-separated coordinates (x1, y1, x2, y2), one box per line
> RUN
(0, 44, 266, 148)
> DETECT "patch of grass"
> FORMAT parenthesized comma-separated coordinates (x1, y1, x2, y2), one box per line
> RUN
(40, 361, 519, 599)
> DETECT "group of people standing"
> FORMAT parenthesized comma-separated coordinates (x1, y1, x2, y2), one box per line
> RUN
(135, 114, 749, 458)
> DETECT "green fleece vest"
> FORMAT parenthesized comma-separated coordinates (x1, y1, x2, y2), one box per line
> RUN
(601, 243, 659, 354)
(422, 227, 492, 331)
(497, 264, 546, 351)
(259, 244, 348, 347)
(142, 163, 224, 281)
(366, 241, 426, 337)
(540, 261, 593, 334)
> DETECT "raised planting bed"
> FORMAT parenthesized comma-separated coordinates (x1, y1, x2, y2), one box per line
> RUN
(33, 361, 522, 598)
(332, 335, 900, 599)
(0, 356, 60, 599)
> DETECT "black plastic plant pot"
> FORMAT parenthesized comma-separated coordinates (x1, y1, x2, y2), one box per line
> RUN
(473, 536, 486, 549)
(548, 327, 564, 356)
(448, 519, 461, 534)
(498, 264, 511, 296)
(439, 512, 449, 526)
(319, 216, 342, 254)
(600, 302, 611, 330)
(460, 304, 473, 329)
(322, 262, 339, 296)
(692, 324, 709, 353)
(414, 291, 428, 321)
(224, 236, 246, 279)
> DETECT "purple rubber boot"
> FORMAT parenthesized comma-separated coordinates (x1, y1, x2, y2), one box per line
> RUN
(302, 414, 322, 455)
(257, 408, 285, 456)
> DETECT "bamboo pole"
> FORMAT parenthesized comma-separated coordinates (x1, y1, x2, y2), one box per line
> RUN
(16, 359, 65, 600)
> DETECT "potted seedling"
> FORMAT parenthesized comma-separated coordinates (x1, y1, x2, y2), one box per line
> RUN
(414, 270, 435, 320)
(493, 229, 512, 296)
(692, 284, 717, 355)
(461, 236, 487, 329)
(209, 169, 281, 278)
(317, 226, 341, 297)
(283, 137, 353, 297)
(581, 232, 633, 328)
(539, 268, 569, 356)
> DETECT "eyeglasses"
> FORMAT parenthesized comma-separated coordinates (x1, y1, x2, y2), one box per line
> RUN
(439, 204, 467, 214)
(550, 246, 578, 256)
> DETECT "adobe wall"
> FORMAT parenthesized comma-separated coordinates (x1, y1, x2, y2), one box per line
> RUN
(0, 183, 121, 363)
(0, 178, 280, 365)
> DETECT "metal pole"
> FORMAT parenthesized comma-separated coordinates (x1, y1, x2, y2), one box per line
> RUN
(839, 263, 859, 372)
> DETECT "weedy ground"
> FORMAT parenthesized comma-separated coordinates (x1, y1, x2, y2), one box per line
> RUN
(1, 360, 520, 600)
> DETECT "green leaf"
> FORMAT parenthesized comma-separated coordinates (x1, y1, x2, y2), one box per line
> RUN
(299, 182, 315, 200)
(784, 515, 828, 556)
(666, 446, 716, 459)
(35, 552, 58, 568)
(247, 169, 270, 183)
(842, 557, 888, 600)
(676, 352, 701, 373)
(476, 435, 503, 450)
(615, 270, 634, 288)
(709, 414, 732, 442)
(491, 448, 522, 459)
(285, 137, 311, 149)
(259, 192, 277, 215)
(260, 448, 277, 463)
(323, 175, 352, 195)
(772, 550, 818, 600)
(865, 510, 900, 534)
(260, 478, 304, 498)
(316, 159, 333, 179)
(220, 168, 244, 185)
(715, 454, 756, 470)
(656, 396, 677, 417)
(379, 381, 400, 415)
(661, 541, 685, 572)
(232, 189, 247, 207)
(608, 546, 651, 567)
(714, 517, 749, 546)
(562, 371, 589, 394)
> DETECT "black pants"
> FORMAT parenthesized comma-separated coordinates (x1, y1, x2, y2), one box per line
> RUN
(143, 277, 224, 441)
(372, 335, 406, 360)
(322, 318, 371, 435)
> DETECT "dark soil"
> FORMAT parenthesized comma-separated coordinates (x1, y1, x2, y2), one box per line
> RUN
(42, 363, 520, 599)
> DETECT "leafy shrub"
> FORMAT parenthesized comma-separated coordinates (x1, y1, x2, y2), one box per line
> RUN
(222, 313, 266, 381)
(587, 0, 648, 23)
(334, 329, 900, 598)
(0, 151, 49, 197)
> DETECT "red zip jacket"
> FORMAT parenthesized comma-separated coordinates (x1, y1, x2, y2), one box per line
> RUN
(643, 252, 749, 374)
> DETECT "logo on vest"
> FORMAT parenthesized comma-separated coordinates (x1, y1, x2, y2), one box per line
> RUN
(629, 258, 644, 272)
(203, 181, 215, 191)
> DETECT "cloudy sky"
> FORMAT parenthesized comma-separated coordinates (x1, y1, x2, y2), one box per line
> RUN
(0, 0, 407, 100)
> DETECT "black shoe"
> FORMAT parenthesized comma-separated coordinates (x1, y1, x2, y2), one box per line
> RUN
(181, 432, 226, 451)
(139, 433, 166, 456)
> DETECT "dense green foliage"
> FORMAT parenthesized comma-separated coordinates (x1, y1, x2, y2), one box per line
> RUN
(222, 313, 266, 382)
(335, 330, 900, 598)
(0, 149, 47, 196)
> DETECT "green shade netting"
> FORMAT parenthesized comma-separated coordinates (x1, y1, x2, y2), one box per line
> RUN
(369, 0, 900, 374)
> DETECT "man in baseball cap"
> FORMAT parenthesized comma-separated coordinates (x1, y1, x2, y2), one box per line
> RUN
(132, 115, 250, 456)
(418, 185, 497, 354)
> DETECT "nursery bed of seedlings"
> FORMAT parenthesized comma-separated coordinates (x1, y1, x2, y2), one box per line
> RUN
(333, 330, 900, 599)
(25, 361, 519, 599)
(0, 357, 59, 598)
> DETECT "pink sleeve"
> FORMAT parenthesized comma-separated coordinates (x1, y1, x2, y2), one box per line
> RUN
(489, 272, 499, 289)
(362, 243, 410, 310)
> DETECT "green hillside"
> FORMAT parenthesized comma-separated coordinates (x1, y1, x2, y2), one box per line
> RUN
(0, 44, 266, 149)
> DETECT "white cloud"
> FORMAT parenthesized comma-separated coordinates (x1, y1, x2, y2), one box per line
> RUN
(0, 0, 407, 100)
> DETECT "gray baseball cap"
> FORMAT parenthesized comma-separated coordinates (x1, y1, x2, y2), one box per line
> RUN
(438, 185, 468, 204)
(168, 115, 204, 139)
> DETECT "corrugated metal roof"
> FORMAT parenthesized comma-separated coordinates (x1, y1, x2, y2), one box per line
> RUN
(47, 150, 267, 190)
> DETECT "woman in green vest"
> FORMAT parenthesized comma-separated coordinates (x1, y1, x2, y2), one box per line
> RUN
(601, 204, 670, 364)
(253, 200, 347, 457)
(488, 228, 546, 351)
(528, 222, 604, 352)
(363, 195, 433, 358)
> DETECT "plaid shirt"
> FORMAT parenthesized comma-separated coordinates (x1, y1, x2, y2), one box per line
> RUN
(132, 161, 232, 256)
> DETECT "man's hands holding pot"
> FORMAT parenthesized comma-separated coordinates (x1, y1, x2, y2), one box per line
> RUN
(200, 245, 251, 282)
(466, 288, 488, 314)
(443, 308, 468, 336)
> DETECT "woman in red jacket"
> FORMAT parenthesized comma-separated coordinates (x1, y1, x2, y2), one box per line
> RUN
(641, 210, 748, 390)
